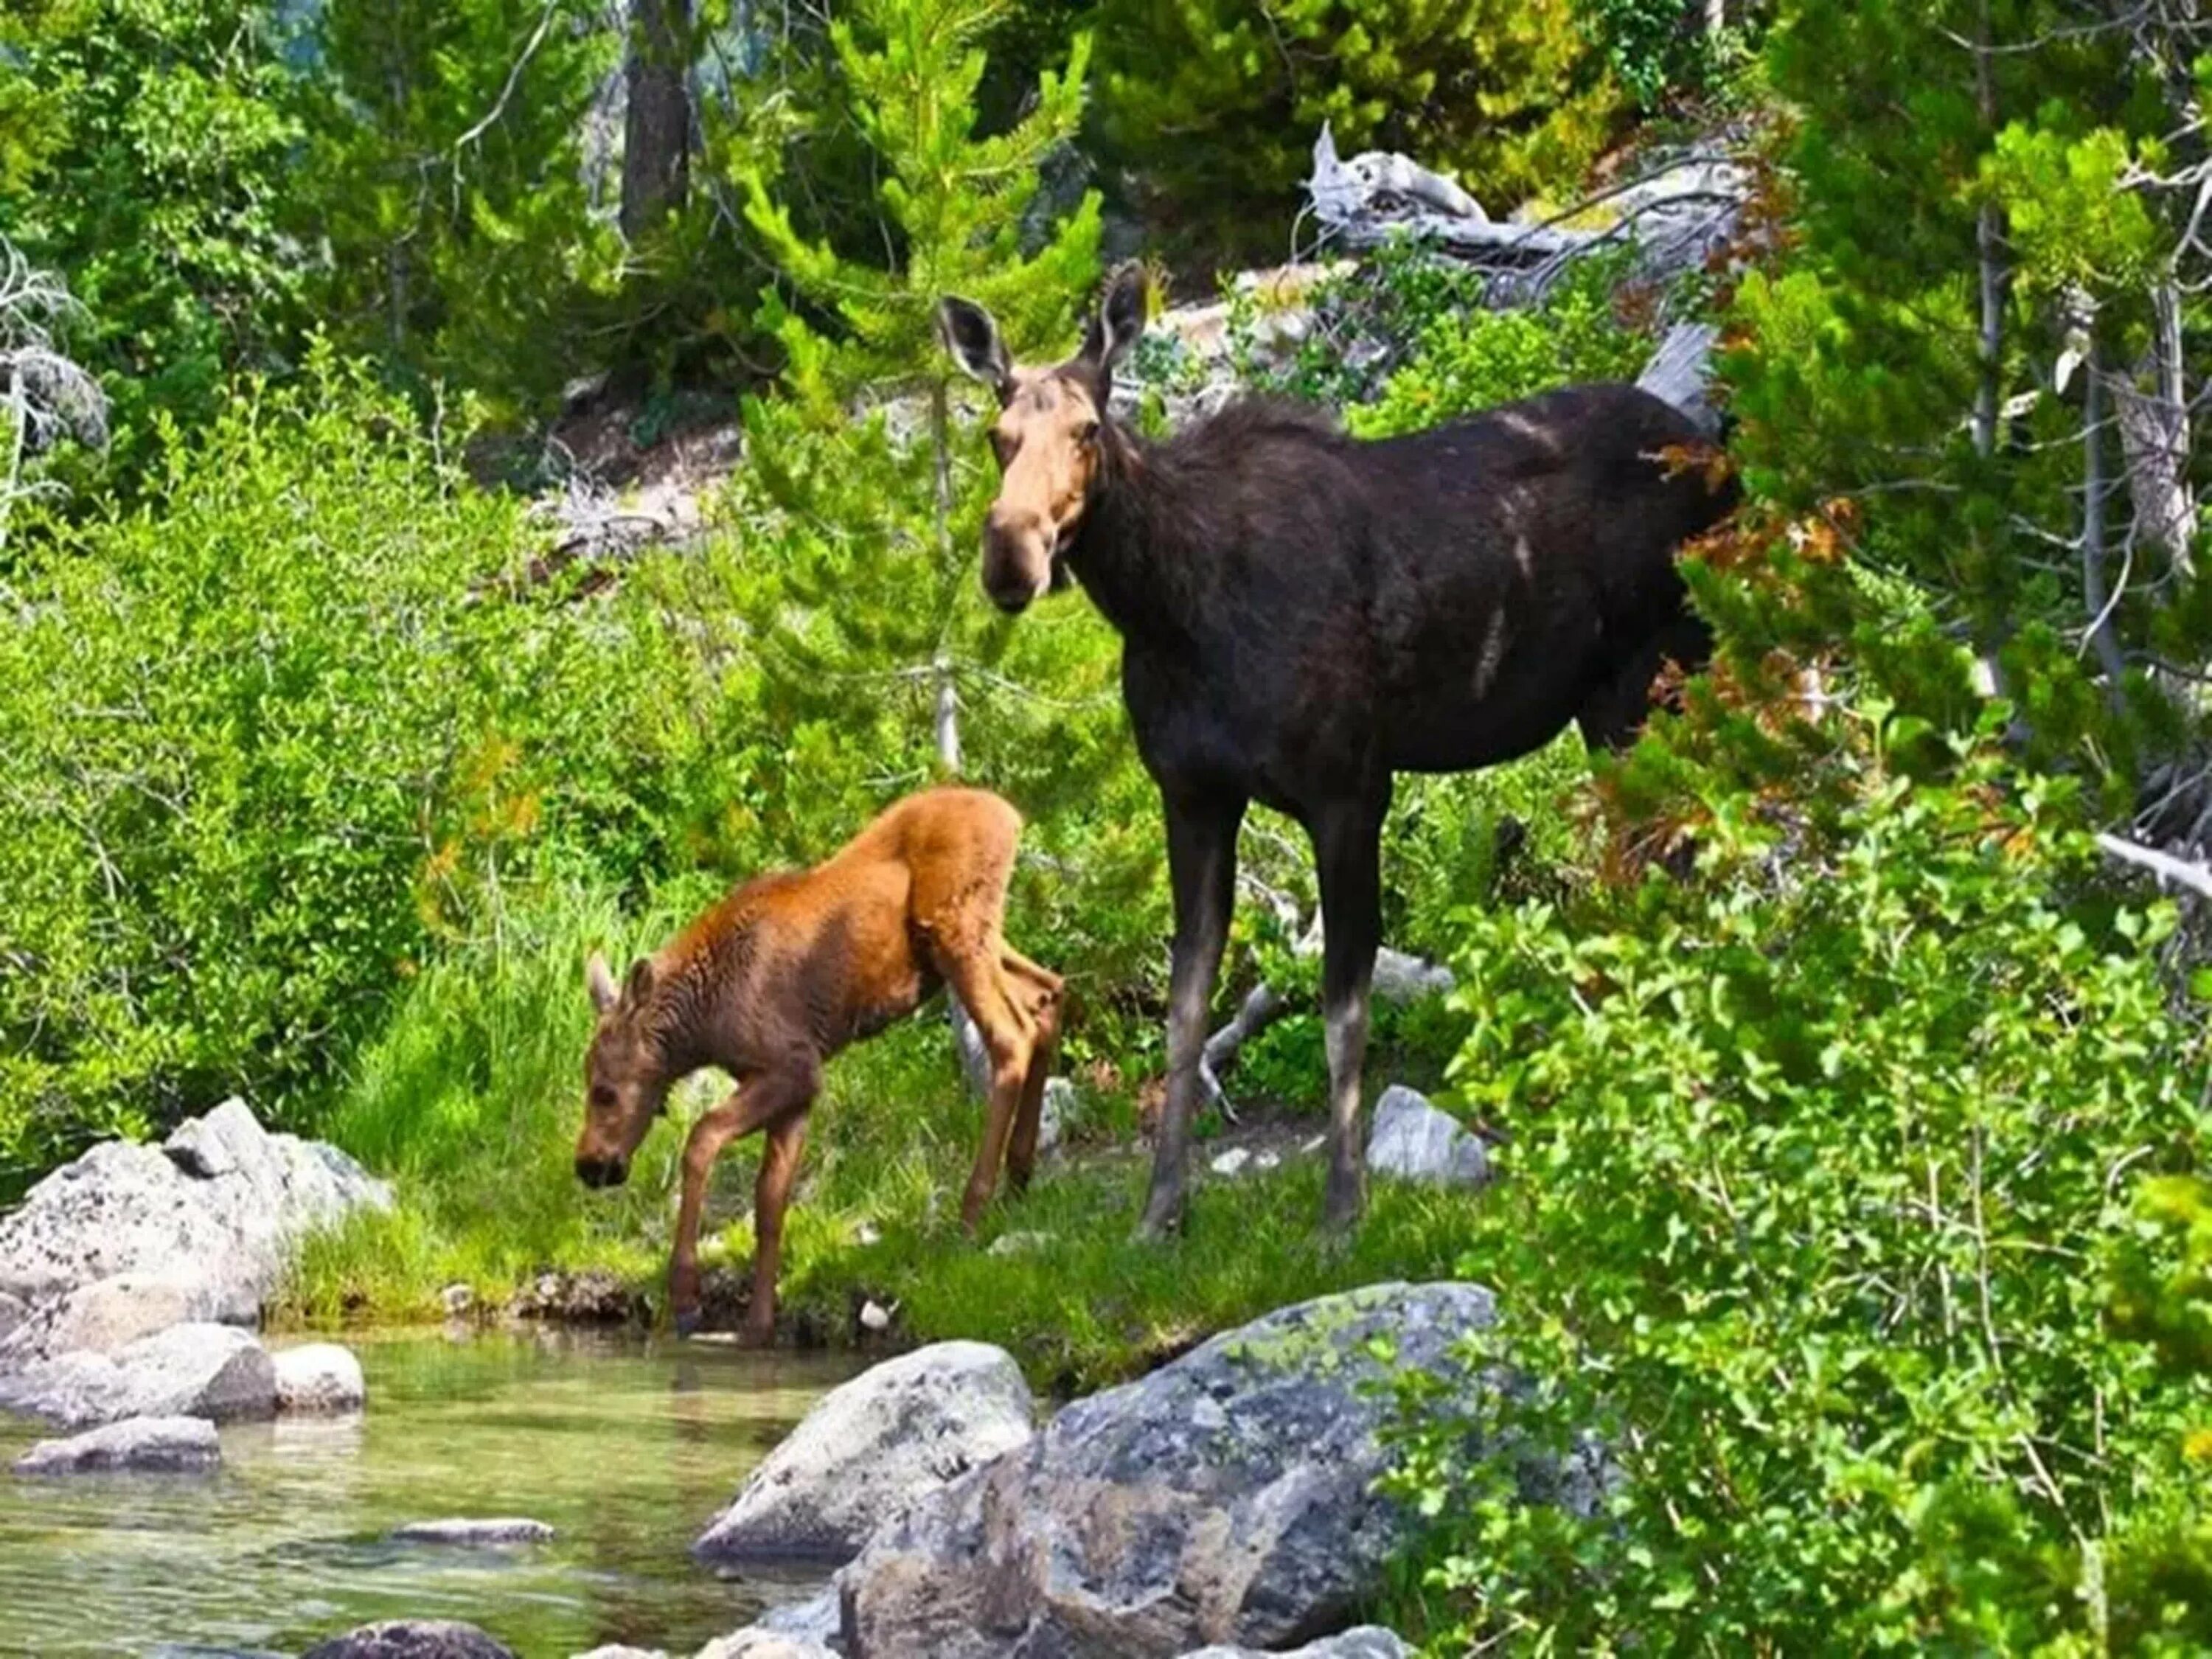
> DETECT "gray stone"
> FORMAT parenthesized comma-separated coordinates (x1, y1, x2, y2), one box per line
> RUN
(1366, 1086, 1490, 1189)
(985, 1231, 1051, 1259)
(755, 1590, 840, 1646)
(1209, 1147, 1252, 1178)
(572, 1649, 669, 1659)
(0, 1098, 389, 1359)
(1369, 947, 1455, 1006)
(836, 1281, 1495, 1659)
(274, 1343, 366, 1413)
(18, 1271, 228, 1361)
(695, 1632, 836, 1659)
(1037, 1078, 1074, 1155)
(300, 1621, 518, 1659)
(11, 1414, 221, 1475)
(1177, 1629, 1411, 1659)
(440, 1283, 476, 1318)
(0, 1322, 276, 1428)
(0, 1290, 26, 1345)
(695, 1340, 1034, 1567)
(391, 1517, 556, 1545)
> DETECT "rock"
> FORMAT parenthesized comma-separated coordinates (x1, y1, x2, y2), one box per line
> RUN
(1178, 1629, 1411, 1659)
(838, 1281, 1495, 1658)
(439, 1283, 476, 1318)
(274, 1343, 366, 1413)
(391, 1517, 556, 1545)
(856, 1299, 894, 1333)
(1209, 1147, 1252, 1178)
(986, 1231, 1051, 1259)
(0, 1098, 389, 1352)
(11, 1271, 229, 1363)
(1366, 1086, 1490, 1188)
(1037, 1078, 1074, 1155)
(0, 1291, 26, 1345)
(573, 1649, 669, 1659)
(509, 1267, 644, 1324)
(694, 1340, 1034, 1567)
(756, 1590, 841, 1646)
(11, 1414, 222, 1475)
(853, 1222, 882, 1247)
(1369, 947, 1455, 1006)
(695, 1632, 836, 1659)
(299, 1621, 519, 1659)
(1253, 1150, 1281, 1172)
(0, 1322, 276, 1428)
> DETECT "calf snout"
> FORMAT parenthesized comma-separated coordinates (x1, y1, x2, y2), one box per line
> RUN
(981, 512, 1053, 613)
(575, 1154, 630, 1189)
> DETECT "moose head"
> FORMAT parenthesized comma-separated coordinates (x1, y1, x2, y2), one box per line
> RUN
(574, 950, 672, 1189)
(936, 262, 1150, 614)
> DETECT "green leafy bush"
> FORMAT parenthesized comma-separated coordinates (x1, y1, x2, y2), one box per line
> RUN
(1092, 0, 1624, 263)
(1380, 726, 2211, 1652)
(0, 352, 749, 1192)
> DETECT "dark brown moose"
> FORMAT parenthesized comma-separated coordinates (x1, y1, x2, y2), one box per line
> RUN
(939, 264, 1736, 1239)
(574, 787, 1062, 1341)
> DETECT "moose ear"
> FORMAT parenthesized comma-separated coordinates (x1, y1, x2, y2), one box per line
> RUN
(1079, 262, 1150, 380)
(624, 957, 657, 1006)
(938, 296, 1014, 404)
(585, 952, 620, 1015)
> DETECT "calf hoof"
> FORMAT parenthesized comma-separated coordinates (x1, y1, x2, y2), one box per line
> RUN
(672, 1304, 703, 1339)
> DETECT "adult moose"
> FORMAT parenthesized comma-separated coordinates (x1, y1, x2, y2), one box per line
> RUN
(938, 264, 1735, 1237)
(574, 787, 1062, 1341)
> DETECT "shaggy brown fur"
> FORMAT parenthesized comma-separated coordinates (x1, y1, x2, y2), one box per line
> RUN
(940, 264, 1736, 1239)
(574, 787, 1062, 1340)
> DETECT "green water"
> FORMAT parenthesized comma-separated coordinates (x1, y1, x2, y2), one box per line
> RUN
(0, 1329, 863, 1658)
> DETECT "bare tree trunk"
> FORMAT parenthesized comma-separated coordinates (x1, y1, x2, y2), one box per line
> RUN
(1969, 0, 2016, 705)
(620, 0, 692, 240)
(2078, 302, 2131, 701)
(2113, 282, 2195, 582)
(1705, 0, 1725, 39)
(928, 372, 990, 1098)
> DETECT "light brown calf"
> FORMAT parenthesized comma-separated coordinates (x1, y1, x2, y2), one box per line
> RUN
(574, 787, 1062, 1340)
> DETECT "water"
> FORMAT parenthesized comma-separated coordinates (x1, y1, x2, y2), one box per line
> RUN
(0, 1329, 864, 1658)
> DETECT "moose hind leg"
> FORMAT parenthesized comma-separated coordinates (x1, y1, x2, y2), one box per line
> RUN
(935, 942, 1037, 1231)
(1003, 957, 1063, 1194)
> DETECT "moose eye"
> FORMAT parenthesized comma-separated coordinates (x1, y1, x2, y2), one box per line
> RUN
(990, 431, 1016, 466)
(1077, 420, 1100, 444)
(589, 1085, 616, 1110)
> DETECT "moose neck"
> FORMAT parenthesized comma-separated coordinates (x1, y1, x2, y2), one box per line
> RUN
(1062, 422, 1207, 648)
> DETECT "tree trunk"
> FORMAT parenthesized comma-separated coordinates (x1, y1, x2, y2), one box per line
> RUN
(2112, 282, 2195, 582)
(620, 0, 692, 240)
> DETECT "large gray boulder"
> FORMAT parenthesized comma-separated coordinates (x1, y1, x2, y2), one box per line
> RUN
(0, 1098, 389, 1352)
(694, 1340, 1034, 1566)
(835, 1281, 1494, 1659)
(11, 1413, 222, 1475)
(5, 1270, 229, 1363)
(695, 1632, 837, 1659)
(274, 1342, 367, 1413)
(1178, 1630, 1411, 1659)
(0, 1290, 26, 1344)
(300, 1622, 518, 1659)
(0, 1321, 277, 1428)
(1366, 1086, 1490, 1188)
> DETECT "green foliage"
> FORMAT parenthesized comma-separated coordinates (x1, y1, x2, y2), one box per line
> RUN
(1344, 251, 1651, 439)
(0, 0, 310, 474)
(1379, 728, 2211, 1653)
(0, 353, 746, 1193)
(1576, 0, 1758, 111)
(1092, 0, 1624, 262)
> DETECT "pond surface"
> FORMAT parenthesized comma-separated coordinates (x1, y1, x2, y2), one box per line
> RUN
(0, 1329, 863, 1658)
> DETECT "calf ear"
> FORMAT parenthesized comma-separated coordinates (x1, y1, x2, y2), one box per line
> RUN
(1080, 262, 1150, 381)
(625, 956, 658, 1005)
(938, 296, 1014, 405)
(585, 952, 620, 1015)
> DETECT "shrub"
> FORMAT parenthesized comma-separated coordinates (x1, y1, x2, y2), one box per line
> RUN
(1380, 726, 2211, 1652)
(0, 352, 748, 1193)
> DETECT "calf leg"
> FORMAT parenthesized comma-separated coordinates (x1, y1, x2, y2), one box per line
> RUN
(670, 1062, 818, 1336)
(935, 942, 1040, 1231)
(1141, 790, 1246, 1239)
(1004, 961, 1063, 1194)
(1312, 793, 1387, 1232)
(743, 1109, 810, 1346)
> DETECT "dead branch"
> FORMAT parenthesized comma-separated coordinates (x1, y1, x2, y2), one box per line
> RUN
(2098, 830, 2212, 899)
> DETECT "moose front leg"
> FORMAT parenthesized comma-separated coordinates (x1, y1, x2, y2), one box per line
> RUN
(1139, 789, 1246, 1239)
(669, 1063, 818, 1337)
(744, 1109, 810, 1346)
(1312, 792, 1386, 1232)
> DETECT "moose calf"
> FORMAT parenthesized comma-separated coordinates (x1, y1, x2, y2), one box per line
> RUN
(574, 787, 1062, 1341)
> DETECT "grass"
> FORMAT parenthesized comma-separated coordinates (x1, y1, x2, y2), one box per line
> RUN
(272, 877, 1492, 1390)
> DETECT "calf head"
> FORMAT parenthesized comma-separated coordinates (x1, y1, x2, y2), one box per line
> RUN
(576, 950, 671, 1189)
(936, 262, 1149, 614)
